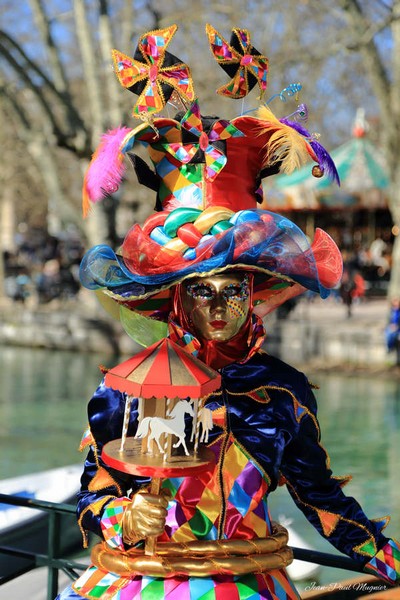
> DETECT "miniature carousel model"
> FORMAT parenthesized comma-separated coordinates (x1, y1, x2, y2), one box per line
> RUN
(102, 337, 220, 477)
(100, 337, 220, 556)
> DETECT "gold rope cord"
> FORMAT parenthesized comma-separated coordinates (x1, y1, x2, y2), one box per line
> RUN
(91, 522, 293, 578)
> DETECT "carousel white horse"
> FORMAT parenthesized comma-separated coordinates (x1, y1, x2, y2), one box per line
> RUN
(190, 407, 213, 444)
(135, 399, 194, 456)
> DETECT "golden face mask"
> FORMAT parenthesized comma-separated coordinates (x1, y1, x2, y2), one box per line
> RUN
(181, 273, 251, 342)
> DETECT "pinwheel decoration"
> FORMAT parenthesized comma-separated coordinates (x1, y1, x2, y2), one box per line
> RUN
(165, 99, 245, 180)
(206, 24, 269, 99)
(112, 24, 195, 118)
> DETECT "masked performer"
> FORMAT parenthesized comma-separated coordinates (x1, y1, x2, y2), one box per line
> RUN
(57, 24, 400, 600)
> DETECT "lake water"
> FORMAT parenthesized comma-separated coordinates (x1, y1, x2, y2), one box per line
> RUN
(1, 345, 399, 586)
(0, 346, 115, 479)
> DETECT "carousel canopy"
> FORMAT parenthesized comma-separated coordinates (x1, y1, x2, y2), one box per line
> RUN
(105, 338, 221, 398)
(264, 124, 390, 211)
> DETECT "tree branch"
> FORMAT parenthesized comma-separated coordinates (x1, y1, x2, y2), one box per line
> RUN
(0, 77, 82, 229)
(73, 0, 106, 144)
(145, 0, 162, 29)
(337, 0, 392, 125)
(0, 39, 62, 137)
(0, 77, 31, 130)
(120, 1, 135, 51)
(98, 0, 123, 126)
(0, 29, 87, 149)
(29, 0, 70, 94)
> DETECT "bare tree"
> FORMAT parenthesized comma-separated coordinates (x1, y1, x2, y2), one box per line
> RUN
(0, 0, 127, 246)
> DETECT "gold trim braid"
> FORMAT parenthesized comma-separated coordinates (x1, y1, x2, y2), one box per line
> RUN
(91, 522, 293, 578)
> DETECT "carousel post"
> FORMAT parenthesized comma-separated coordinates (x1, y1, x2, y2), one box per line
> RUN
(145, 477, 162, 555)
(119, 395, 134, 453)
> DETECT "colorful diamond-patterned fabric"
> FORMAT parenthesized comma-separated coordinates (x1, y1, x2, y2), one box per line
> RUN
(79, 426, 94, 451)
(73, 569, 300, 599)
(160, 436, 271, 543)
(121, 121, 205, 212)
(112, 25, 195, 118)
(119, 107, 244, 211)
(364, 539, 400, 585)
(177, 100, 245, 182)
(206, 25, 269, 99)
(100, 497, 132, 550)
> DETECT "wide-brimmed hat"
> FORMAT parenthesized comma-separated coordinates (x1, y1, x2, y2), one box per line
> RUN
(80, 24, 342, 346)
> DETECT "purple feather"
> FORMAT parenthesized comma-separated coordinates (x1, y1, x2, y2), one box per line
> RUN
(280, 118, 311, 138)
(309, 140, 340, 185)
(280, 118, 340, 185)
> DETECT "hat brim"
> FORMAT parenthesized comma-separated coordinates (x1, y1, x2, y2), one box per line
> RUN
(80, 209, 342, 326)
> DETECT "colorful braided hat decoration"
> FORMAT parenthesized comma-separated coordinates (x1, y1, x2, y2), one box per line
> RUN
(80, 24, 343, 347)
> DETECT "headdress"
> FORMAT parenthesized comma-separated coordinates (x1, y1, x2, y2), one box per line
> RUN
(80, 24, 343, 347)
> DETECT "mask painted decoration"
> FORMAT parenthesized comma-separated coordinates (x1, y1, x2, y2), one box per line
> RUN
(182, 273, 251, 342)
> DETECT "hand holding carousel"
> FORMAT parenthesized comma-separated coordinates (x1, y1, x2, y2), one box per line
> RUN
(122, 488, 170, 546)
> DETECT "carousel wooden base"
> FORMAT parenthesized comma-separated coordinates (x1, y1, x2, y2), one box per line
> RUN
(102, 438, 215, 478)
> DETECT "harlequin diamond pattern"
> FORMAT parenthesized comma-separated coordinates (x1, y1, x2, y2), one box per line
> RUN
(162, 437, 270, 543)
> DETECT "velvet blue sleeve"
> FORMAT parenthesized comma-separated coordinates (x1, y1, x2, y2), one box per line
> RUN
(76, 380, 150, 540)
(280, 383, 390, 565)
(222, 353, 392, 566)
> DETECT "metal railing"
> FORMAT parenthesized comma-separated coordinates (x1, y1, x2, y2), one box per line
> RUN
(0, 493, 88, 600)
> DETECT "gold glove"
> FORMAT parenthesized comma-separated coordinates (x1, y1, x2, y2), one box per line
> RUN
(122, 489, 170, 545)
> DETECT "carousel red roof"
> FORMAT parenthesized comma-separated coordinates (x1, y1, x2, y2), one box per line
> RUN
(104, 337, 221, 398)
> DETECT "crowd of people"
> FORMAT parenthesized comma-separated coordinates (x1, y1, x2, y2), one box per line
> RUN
(335, 235, 392, 317)
(3, 226, 84, 306)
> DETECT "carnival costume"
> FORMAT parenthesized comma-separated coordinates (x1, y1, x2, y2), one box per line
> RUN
(57, 24, 400, 600)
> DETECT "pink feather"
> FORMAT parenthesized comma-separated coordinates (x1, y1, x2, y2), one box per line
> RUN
(82, 127, 132, 215)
